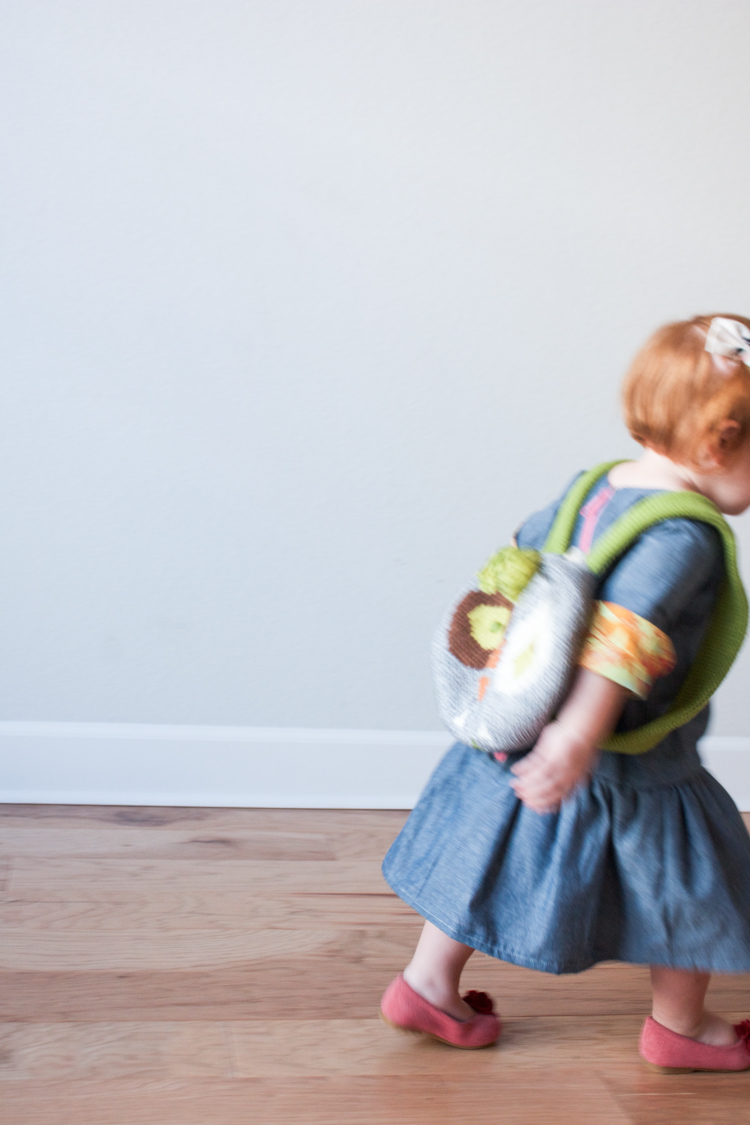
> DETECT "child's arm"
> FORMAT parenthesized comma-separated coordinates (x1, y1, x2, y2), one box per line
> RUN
(510, 668, 628, 814)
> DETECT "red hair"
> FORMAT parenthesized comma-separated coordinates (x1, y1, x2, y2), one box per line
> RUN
(622, 314, 750, 468)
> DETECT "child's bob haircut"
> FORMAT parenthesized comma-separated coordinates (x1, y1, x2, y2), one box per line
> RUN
(622, 313, 750, 469)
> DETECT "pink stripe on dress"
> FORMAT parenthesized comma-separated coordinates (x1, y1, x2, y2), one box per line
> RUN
(578, 484, 615, 554)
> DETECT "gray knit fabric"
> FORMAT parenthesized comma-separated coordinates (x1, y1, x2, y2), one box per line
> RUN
(432, 553, 596, 753)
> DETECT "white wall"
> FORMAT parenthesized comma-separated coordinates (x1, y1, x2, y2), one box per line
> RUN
(1, 0, 750, 738)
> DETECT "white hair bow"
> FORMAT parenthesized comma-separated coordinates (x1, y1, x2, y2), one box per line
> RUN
(705, 317, 750, 366)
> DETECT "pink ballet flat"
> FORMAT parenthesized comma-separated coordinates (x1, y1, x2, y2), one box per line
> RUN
(380, 973, 501, 1049)
(639, 1016, 750, 1073)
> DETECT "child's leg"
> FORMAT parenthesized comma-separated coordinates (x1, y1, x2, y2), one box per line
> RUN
(650, 966, 739, 1046)
(403, 920, 478, 1021)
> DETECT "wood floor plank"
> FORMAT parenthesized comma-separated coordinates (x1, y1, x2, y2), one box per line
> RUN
(0, 1016, 648, 1083)
(228, 1010, 750, 1084)
(5, 857, 389, 897)
(0, 893, 419, 931)
(0, 1021, 232, 1080)
(0, 961, 684, 1022)
(0, 827, 338, 862)
(0, 822, 405, 862)
(227, 1014, 646, 1077)
(0, 803, 409, 836)
(0, 1075, 633, 1125)
(0, 922, 448, 974)
(0, 967, 403, 1021)
(613, 1090, 750, 1124)
(0, 926, 372, 971)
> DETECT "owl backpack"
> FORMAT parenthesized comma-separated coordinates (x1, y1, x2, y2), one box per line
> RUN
(432, 461, 748, 756)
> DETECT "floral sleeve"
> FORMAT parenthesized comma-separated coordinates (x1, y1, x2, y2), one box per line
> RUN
(579, 601, 677, 699)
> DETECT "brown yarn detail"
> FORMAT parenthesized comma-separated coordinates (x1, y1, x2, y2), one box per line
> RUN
(448, 590, 513, 669)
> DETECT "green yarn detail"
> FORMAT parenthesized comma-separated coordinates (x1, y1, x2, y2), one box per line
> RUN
(544, 462, 749, 756)
(477, 546, 541, 602)
(468, 603, 512, 650)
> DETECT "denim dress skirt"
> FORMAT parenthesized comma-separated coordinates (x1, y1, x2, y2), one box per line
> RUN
(383, 479, 750, 973)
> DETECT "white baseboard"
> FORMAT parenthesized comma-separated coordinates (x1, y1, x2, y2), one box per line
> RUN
(0, 722, 748, 810)
(0, 722, 452, 809)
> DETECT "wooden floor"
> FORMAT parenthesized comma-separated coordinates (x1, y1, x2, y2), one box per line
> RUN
(2, 806, 750, 1124)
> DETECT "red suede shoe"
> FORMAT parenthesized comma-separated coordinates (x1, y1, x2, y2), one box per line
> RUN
(639, 1016, 750, 1073)
(380, 973, 501, 1049)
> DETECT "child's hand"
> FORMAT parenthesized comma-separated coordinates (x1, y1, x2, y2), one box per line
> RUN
(509, 721, 599, 814)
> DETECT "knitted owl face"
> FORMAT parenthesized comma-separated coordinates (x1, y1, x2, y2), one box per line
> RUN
(433, 549, 595, 753)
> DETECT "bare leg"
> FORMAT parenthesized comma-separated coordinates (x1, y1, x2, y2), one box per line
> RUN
(403, 920, 477, 1021)
(650, 966, 738, 1046)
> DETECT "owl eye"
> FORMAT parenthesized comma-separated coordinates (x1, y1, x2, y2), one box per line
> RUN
(448, 589, 514, 669)
(468, 604, 511, 651)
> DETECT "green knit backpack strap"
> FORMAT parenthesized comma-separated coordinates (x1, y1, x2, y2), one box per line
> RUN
(586, 491, 748, 755)
(543, 461, 624, 554)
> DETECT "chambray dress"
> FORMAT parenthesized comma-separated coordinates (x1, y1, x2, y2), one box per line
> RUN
(382, 477, 750, 973)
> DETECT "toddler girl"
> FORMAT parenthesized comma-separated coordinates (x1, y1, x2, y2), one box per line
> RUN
(381, 314, 750, 1071)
